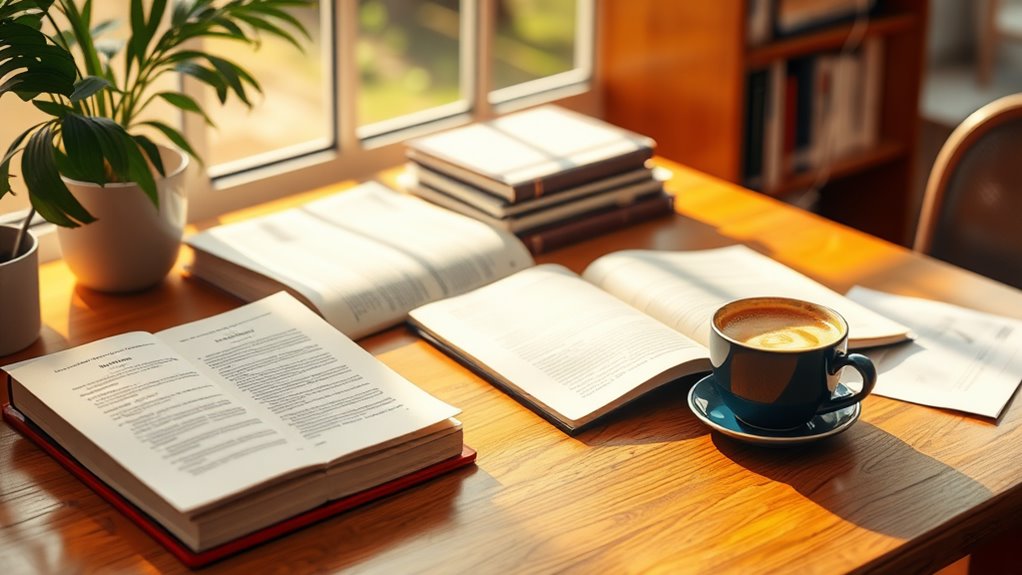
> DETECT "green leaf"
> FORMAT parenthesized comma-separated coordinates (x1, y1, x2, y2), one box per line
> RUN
(0, 22, 76, 99)
(0, 125, 36, 199)
(128, 0, 147, 66)
(204, 55, 260, 106)
(132, 134, 165, 177)
(69, 75, 110, 102)
(210, 16, 248, 40)
(120, 131, 158, 207)
(175, 61, 227, 103)
(95, 38, 125, 61)
(60, 113, 106, 184)
(248, 5, 311, 41)
(86, 117, 158, 207)
(55, 29, 76, 49)
(139, 120, 200, 165)
(156, 91, 214, 126)
(32, 99, 73, 117)
(232, 12, 304, 51)
(90, 19, 119, 38)
(22, 124, 96, 227)
(80, 116, 125, 176)
(60, 0, 104, 78)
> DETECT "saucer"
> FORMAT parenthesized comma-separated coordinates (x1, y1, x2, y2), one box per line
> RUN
(687, 374, 861, 447)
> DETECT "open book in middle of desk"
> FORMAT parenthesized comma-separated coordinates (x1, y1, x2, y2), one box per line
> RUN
(408, 251, 911, 432)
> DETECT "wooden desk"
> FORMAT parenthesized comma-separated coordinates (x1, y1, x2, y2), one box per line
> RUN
(3, 159, 1021, 573)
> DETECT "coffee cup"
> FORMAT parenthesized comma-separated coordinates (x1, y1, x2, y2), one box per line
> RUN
(708, 296, 877, 430)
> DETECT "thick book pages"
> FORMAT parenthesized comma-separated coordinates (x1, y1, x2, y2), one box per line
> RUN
(408, 246, 911, 433)
(518, 193, 674, 255)
(582, 246, 911, 349)
(405, 105, 656, 202)
(409, 265, 712, 432)
(2, 404, 475, 568)
(2, 293, 468, 555)
(185, 181, 535, 339)
(407, 162, 658, 219)
(406, 171, 665, 234)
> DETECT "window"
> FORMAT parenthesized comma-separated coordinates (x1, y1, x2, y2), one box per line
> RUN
(1, 0, 597, 224)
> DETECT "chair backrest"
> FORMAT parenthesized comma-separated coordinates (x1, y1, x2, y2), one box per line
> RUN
(914, 93, 1022, 289)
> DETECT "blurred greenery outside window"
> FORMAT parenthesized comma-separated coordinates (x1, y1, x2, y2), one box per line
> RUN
(0, 0, 589, 219)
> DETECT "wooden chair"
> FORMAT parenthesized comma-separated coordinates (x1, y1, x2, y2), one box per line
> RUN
(913, 92, 1022, 290)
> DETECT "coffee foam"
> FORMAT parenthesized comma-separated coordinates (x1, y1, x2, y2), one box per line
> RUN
(718, 304, 843, 351)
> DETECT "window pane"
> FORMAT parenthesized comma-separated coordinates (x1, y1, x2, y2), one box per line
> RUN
(358, 0, 463, 128)
(204, 2, 330, 170)
(493, 0, 579, 91)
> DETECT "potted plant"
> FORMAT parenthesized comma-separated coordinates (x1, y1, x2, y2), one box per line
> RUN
(0, 0, 313, 292)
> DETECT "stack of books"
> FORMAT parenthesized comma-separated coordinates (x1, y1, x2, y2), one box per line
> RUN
(402, 105, 673, 254)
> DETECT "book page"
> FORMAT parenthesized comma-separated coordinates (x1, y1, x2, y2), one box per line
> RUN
(408, 265, 710, 428)
(4, 332, 311, 514)
(186, 182, 533, 339)
(845, 287, 1022, 418)
(582, 245, 910, 349)
(158, 292, 460, 462)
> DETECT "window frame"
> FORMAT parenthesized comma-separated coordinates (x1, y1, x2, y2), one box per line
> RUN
(0, 0, 601, 233)
(186, 0, 601, 221)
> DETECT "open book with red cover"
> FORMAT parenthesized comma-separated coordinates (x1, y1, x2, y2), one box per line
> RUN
(2, 404, 475, 568)
(1, 292, 475, 567)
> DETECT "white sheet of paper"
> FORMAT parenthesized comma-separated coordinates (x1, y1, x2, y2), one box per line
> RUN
(845, 286, 1022, 419)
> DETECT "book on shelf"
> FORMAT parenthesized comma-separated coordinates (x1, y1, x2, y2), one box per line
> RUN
(743, 37, 884, 190)
(746, 0, 774, 46)
(1, 292, 473, 566)
(404, 105, 656, 203)
(743, 68, 769, 189)
(403, 166, 666, 234)
(407, 245, 912, 433)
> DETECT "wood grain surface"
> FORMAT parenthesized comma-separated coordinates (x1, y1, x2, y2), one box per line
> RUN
(2, 159, 1021, 574)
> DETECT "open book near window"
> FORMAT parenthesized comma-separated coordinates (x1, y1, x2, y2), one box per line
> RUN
(409, 249, 911, 433)
(1, 293, 471, 565)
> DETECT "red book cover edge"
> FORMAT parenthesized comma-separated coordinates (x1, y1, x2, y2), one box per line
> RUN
(2, 402, 477, 569)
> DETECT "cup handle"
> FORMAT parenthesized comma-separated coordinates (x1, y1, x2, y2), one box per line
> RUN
(816, 352, 877, 415)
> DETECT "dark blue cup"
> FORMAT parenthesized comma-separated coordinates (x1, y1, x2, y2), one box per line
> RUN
(709, 296, 877, 430)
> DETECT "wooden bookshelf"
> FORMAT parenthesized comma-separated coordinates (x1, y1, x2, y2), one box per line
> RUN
(599, 0, 928, 245)
(745, 12, 916, 67)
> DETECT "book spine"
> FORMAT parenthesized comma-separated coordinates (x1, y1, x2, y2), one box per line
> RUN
(762, 60, 786, 192)
(743, 68, 768, 189)
(790, 56, 815, 172)
(746, 0, 774, 47)
(860, 37, 883, 149)
(511, 146, 655, 202)
(520, 193, 674, 254)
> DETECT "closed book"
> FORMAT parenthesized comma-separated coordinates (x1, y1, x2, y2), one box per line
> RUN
(407, 162, 656, 219)
(405, 105, 656, 203)
(788, 56, 815, 172)
(520, 193, 675, 254)
(405, 172, 665, 234)
(743, 68, 769, 188)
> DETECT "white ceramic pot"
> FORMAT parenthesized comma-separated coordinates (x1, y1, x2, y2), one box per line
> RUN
(0, 226, 40, 356)
(57, 145, 189, 292)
